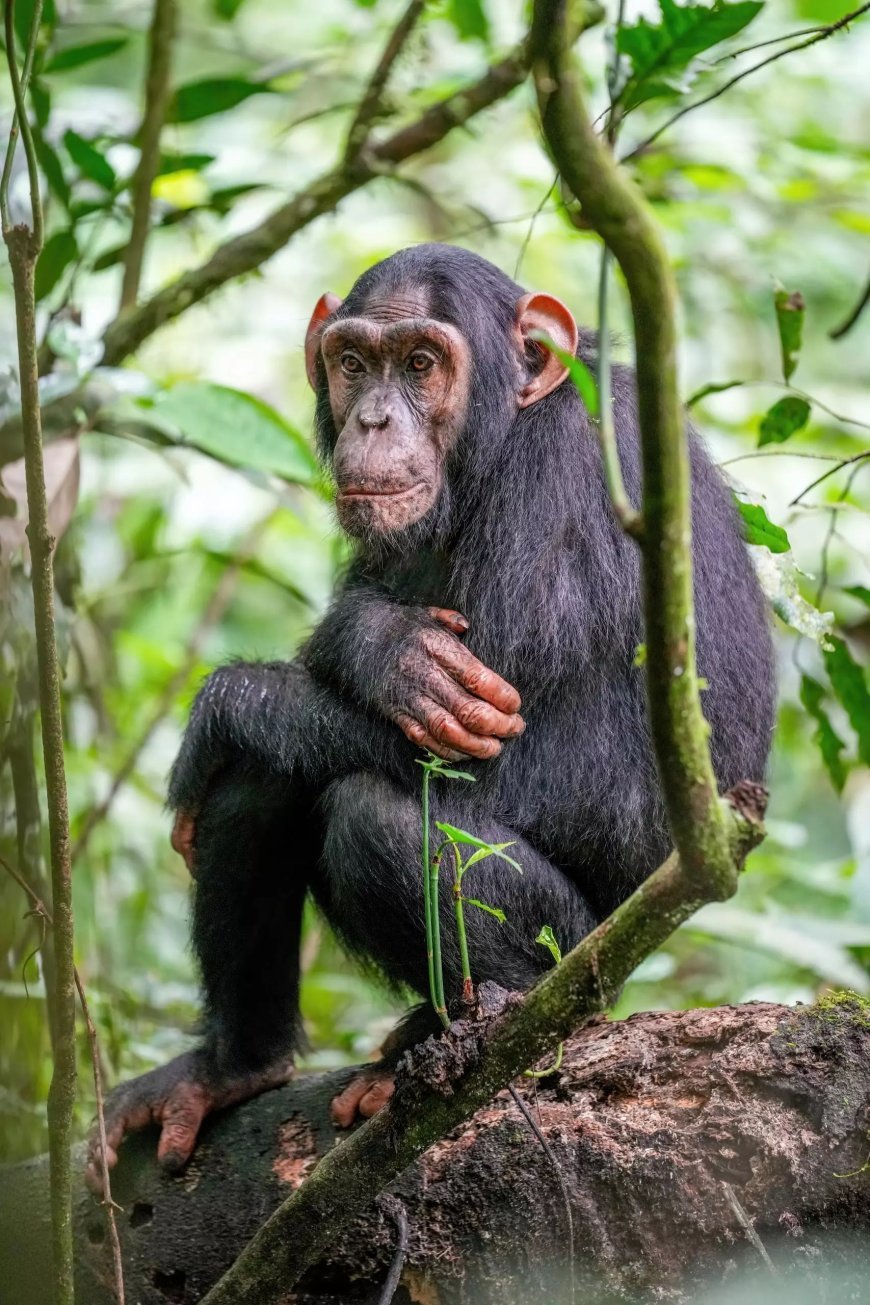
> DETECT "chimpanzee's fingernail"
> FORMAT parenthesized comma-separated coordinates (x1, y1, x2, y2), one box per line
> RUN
(456, 614, 469, 630)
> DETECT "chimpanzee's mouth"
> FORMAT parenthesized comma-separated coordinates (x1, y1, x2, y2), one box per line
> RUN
(338, 482, 425, 500)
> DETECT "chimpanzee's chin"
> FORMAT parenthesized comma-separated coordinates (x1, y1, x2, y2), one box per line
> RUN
(336, 483, 436, 537)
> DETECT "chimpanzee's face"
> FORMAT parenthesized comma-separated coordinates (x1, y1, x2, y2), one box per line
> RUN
(316, 304, 471, 536)
(304, 275, 578, 538)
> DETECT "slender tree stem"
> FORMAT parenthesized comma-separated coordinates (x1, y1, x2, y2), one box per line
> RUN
(595, 246, 643, 537)
(429, 848, 448, 1025)
(344, 0, 426, 162)
(452, 847, 473, 1002)
(420, 765, 439, 1017)
(1, 0, 44, 245)
(120, 0, 176, 310)
(3, 5, 76, 1298)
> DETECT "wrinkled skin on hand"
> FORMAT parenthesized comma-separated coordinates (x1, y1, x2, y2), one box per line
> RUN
(85, 1050, 294, 1194)
(385, 606, 524, 763)
(330, 1067, 396, 1127)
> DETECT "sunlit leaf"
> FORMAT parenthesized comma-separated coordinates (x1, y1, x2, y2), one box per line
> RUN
(824, 637, 870, 766)
(736, 499, 791, 553)
(434, 823, 523, 872)
(773, 283, 805, 382)
(463, 898, 506, 923)
(535, 925, 563, 965)
(140, 383, 320, 484)
(169, 78, 274, 124)
(532, 332, 599, 416)
(800, 675, 847, 792)
(758, 396, 811, 447)
(63, 129, 116, 190)
(618, 0, 764, 108)
(45, 38, 128, 73)
(34, 230, 77, 302)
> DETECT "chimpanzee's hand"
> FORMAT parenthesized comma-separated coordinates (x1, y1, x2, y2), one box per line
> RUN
(85, 1050, 293, 1194)
(386, 607, 524, 761)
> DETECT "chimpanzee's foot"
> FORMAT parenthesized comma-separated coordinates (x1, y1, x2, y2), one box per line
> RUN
(85, 1049, 294, 1193)
(330, 1067, 395, 1127)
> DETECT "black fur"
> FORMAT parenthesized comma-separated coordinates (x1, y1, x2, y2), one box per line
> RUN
(169, 244, 776, 1077)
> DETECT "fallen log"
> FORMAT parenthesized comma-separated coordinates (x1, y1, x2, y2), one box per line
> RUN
(2, 997, 869, 1304)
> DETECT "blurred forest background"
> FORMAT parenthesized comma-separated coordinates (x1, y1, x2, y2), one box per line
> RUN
(1, 0, 868, 1165)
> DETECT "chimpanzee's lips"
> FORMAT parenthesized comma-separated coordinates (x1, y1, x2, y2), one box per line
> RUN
(338, 482, 425, 500)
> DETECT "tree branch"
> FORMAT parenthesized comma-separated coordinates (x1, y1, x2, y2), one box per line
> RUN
(343, 0, 426, 163)
(2, 4, 77, 1301)
(100, 42, 530, 366)
(119, 0, 176, 311)
(532, 0, 739, 898)
(829, 265, 870, 340)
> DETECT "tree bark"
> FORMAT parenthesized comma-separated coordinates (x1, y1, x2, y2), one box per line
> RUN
(2, 999, 869, 1305)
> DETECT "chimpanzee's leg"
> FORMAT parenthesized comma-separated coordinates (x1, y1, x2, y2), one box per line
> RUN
(87, 760, 316, 1189)
(316, 771, 596, 1123)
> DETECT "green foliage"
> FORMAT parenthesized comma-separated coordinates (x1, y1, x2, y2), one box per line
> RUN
(824, 637, 870, 767)
(535, 925, 563, 965)
(758, 395, 811, 446)
(735, 500, 791, 553)
(800, 675, 846, 792)
(446, 0, 490, 43)
(33, 229, 76, 301)
(168, 78, 275, 124)
(617, 0, 763, 108)
(137, 383, 320, 486)
(44, 39, 128, 74)
(773, 283, 805, 382)
(533, 332, 600, 416)
(62, 129, 116, 191)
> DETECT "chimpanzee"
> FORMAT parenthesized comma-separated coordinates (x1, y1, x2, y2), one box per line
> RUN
(87, 243, 775, 1186)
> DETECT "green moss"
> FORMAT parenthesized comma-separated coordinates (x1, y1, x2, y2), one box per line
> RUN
(812, 990, 870, 1028)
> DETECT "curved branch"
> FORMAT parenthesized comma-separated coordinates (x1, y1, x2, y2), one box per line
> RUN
(343, 0, 426, 163)
(100, 43, 529, 366)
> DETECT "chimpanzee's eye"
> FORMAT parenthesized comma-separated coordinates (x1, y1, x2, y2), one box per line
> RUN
(407, 351, 435, 373)
(340, 352, 365, 376)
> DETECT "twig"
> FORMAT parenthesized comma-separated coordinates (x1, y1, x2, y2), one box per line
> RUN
(71, 512, 276, 865)
(513, 176, 557, 279)
(829, 268, 870, 340)
(812, 459, 868, 606)
(620, 4, 870, 166)
(100, 42, 530, 366)
(788, 450, 870, 507)
(2, 4, 77, 1300)
(0, 856, 125, 1303)
(508, 1084, 575, 1305)
(0, 0, 40, 230)
(1, 0, 44, 246)
(376, 1195, 410, 1305)
(713, 25, 828, 63)
(344, 0, 426, 163)
(721, 1182, 778, 1275)
(120, 0, 177, 311)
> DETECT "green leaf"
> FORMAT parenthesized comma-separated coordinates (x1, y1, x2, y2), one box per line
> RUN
(434, 823, 523, 872)
(213, 0, 247, 16)
(63, 129, 116, 190)
(773, 283, 805, 382)
(535, 925, 563, 965)
(618, 0, 764, 109)
(45, 38, 128, 73)
(463, 898, 506, 924)
(800, 675, 847, 792)
(736, 500, 791, 553)
(531, 332, 599, 416)
(751, 549, 833, 644)
(168, 78, 273, 124)
(158, 151, 215, 176)
(33, 133, 70, 210)
(34, 229, 77, 302)
(844, 585, 870, 609)
(824, 637, 870, 766)
(415, 757, 476, 782)
(686, 379, 744, 408)
(758, 396, 811, 447)
(447, 0, 490, 42)
(14, 0, 55, 49)
(142, 383, 320, 484)
(633, 643, 647, 667)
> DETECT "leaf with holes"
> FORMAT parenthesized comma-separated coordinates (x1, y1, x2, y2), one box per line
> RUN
(758, 396, 811, 447)
(773, 283, 805, 382)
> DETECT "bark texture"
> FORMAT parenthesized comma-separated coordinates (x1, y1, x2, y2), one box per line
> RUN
(2, 999, 869, 1305)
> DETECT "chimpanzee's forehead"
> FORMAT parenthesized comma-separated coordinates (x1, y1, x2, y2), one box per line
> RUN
(355, 287, 430, 323)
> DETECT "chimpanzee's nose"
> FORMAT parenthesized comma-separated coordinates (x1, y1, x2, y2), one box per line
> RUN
(358, 402, 390, 431)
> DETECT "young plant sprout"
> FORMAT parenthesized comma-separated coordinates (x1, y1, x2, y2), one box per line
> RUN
(526, 926, 565, 1077)
(416, 754, 522, 1025)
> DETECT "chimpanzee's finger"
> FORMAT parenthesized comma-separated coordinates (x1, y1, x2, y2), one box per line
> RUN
(428, 636, 521, 714)
(358, 1075, 395, 1118)
(427, 665, 525, 739)
(331, 1072, 381, 1128)
(415, 696, 503, 759)
(393, 712, 466, 761)
(156, 1082, 209, 1173)
(427, 607, 469, 637)
(85, 1093, 153, 1193)
(170, 810, 197, 876)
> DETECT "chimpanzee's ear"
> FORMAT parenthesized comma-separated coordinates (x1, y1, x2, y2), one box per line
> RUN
(514, 292, 579, 408)
(305, 292, 343, 390)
